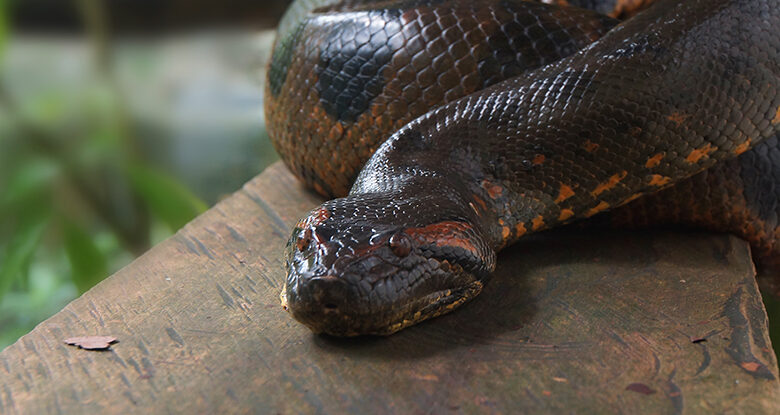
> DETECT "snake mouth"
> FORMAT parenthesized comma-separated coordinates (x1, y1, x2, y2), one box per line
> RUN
(281, 258, 485, 337)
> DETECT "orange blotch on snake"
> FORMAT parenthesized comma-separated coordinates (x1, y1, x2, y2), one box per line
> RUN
(405, 221, 479, 254)
(591, 171, 627, 196)
(773, 105, 780, 125)
(297, 228, 313, 252)
(558, 209, 575, 221)
(622, 193, 643, 205)
(328, 123, 344, 141)
(305, 207, 331, 226)
(667, 112, 688, 126)
(532, 154, 546, 165)
(741, 362, 761, 372)
(555, 183, 576, 203)
(406, 221, 472, 237)
(648, 174, 672, 187)
(515, 223, 527, 237)
(502, 226, 511, 239)
(685, 143, 716, 163)
(532, 215, 545, 231)
(734, 139, 751, 155)
(472, 195, 488, 211)
(481, 180, 503, 199)
(583, 140, 599, 153)
(645, 153, 665, 168)
(371, 102, 385, 117)
(609, 0, 652, 18)
(586, 201, 610, 217)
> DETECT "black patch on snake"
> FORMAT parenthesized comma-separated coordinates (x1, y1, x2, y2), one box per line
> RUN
(268, 21, 308, 98)
(316, 9, 403, 122)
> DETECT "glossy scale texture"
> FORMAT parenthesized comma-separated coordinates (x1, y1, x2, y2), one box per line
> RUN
(267, 0, 619, 196)
(267, 0, 780, 335)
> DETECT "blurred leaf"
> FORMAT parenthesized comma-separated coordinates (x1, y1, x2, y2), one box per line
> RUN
(0, 219, 47, 300)
(127, 164, 207, 231)
(1, 158, 58, 207)
(0, 254, 78, 349)
(19, 90, 69, 127)
(62, 220, 108, 294)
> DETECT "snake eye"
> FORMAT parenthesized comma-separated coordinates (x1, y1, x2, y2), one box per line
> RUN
(297, 228, 313, 252)
(388, 233, 412, 257)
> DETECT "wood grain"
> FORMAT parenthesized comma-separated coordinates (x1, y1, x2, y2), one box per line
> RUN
(0, 162, 778, 414)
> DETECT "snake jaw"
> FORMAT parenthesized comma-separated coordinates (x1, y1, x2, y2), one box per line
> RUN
(372, 267, 485, 336)
(282, 255, 485, 336)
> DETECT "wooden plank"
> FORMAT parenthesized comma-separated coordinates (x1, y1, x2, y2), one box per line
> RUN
(0, 161, 778, 414)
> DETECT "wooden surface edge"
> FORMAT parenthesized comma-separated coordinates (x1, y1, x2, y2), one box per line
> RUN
(0, 161, 778, 414)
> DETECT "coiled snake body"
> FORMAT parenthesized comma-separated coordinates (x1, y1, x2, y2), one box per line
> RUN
(265, 0, 780, 336)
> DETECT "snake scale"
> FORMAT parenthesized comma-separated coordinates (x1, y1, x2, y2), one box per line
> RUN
(265, 0, 780, 336)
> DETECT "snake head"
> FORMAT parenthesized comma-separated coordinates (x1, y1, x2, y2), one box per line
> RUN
(281, 194, 496, 336)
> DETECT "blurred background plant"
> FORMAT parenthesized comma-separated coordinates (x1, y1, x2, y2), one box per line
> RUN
(0, 0, 291, 348)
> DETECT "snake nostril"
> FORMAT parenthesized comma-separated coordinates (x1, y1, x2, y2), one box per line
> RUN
(323, 303, 339, 313)
(388, 232, 413, 257)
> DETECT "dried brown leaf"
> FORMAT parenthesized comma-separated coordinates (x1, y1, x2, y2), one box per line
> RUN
(64, 336, 118, 350)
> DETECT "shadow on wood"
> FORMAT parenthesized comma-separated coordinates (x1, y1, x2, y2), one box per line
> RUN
(0, 162, 778, 414)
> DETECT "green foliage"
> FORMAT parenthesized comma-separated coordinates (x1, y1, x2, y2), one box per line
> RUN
(128, 164, 208, 231)
(2, 158, 59, 207)
(0, 0, 208, 348)
(1, 252, 77, 348)
(62, 220, 108, 294)
(0, 219, 47, 300)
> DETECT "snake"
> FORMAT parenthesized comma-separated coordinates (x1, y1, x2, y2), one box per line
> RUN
(264, 0, 780, 336)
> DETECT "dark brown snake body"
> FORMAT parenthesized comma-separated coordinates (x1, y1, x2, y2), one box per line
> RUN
(265, 0, 780, 336)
